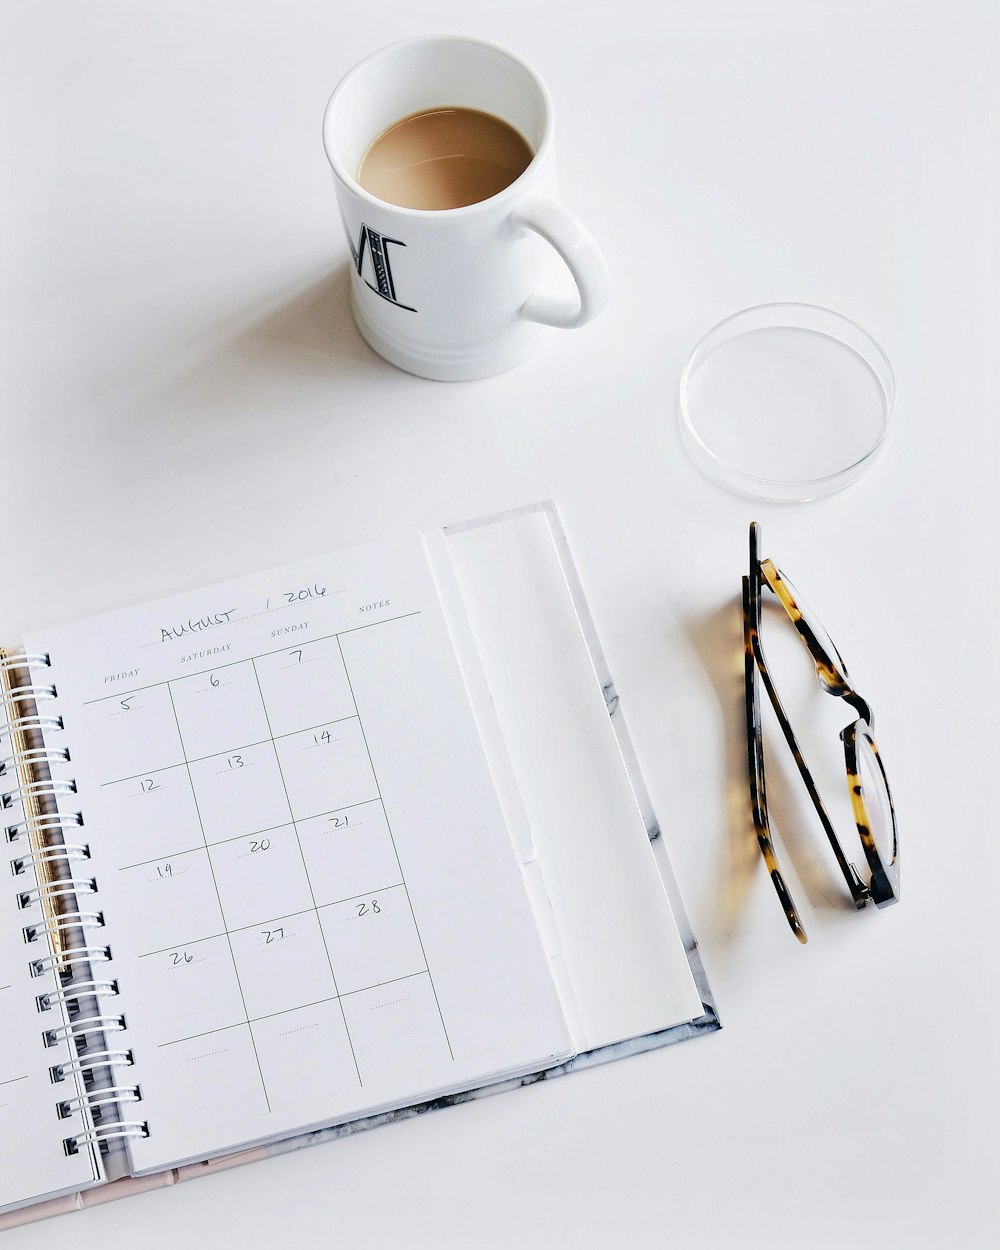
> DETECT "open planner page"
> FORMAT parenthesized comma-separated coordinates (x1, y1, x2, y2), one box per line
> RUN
(1, 694, 104, 1211)
(27, 533, 571, 1173)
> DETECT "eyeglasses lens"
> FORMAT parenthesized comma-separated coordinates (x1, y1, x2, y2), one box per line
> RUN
(856, 731, 896, 866)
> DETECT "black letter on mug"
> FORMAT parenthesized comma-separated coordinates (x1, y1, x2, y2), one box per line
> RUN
(345, 222, 417, 313)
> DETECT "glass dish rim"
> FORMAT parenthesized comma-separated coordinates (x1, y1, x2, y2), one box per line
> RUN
(678, 301, 897, 499)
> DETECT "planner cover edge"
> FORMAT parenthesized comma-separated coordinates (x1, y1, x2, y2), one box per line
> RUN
(443, 500, 719, 1023)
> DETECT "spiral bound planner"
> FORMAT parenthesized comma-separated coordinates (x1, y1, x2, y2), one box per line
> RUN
(0, 504, 717, 1227)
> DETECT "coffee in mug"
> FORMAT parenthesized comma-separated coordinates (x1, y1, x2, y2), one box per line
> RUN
(357, 107, 535, 210)
(323, 37, 610, 381)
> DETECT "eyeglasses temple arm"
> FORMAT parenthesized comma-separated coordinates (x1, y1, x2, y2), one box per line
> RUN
(743, 576, 808, 943)
(751, 643, 869, 908)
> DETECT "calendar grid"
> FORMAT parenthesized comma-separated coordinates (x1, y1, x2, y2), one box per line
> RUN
(247, 654, 363, 1087)
(164, 683, 272, 1112)
(335, 637, 454, 1061)
(80, 612, 422, 707)
(156, 970, 431, 1049)
(118, 798, 385, 872)
(99, 715, 361, 788)
(136, 880, 406, 958)
(106, 622, 452, 1112)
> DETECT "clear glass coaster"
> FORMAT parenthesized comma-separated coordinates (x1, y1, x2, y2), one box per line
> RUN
(679, 303, 896, 502)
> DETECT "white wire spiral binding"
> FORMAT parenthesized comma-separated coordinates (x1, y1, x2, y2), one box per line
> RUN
(0, 745, 70, 776)
(29, 945, 112, 979)
(57, 1086, 142, 1120)
(2, 683, 58, 706)
(4, 651, 143, 1157)
(6, 811, 83, 842)
(11, 841, 90, 874)
(43, 1014, 127, 1049)
(2, 778, 77, 807)
(23, 909, 105, 946)
(0, 652, 50, 671)
(0, 713, 65, 743)
(50, 1048, 134, 1083)
(63, 1123, 149, 1156)
(37, 978, 117, 1011)
(17, 877, 98, 910)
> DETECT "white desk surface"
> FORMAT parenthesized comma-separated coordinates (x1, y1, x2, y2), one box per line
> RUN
(2, 1, 997, 1246)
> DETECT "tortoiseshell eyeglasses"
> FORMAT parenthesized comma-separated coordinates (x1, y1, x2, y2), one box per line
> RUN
(742, 522, 899, 942)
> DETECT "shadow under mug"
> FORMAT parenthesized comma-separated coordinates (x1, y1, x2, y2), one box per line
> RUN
(322, 36, 611, 381)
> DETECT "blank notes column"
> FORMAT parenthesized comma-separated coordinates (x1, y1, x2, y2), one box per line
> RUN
(330, 621, 454, 1084)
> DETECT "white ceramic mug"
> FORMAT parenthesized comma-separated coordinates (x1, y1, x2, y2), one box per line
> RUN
(322, 37, 610, 381)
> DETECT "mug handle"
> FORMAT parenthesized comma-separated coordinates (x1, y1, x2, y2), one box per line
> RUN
(511, 196, 611, 329)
